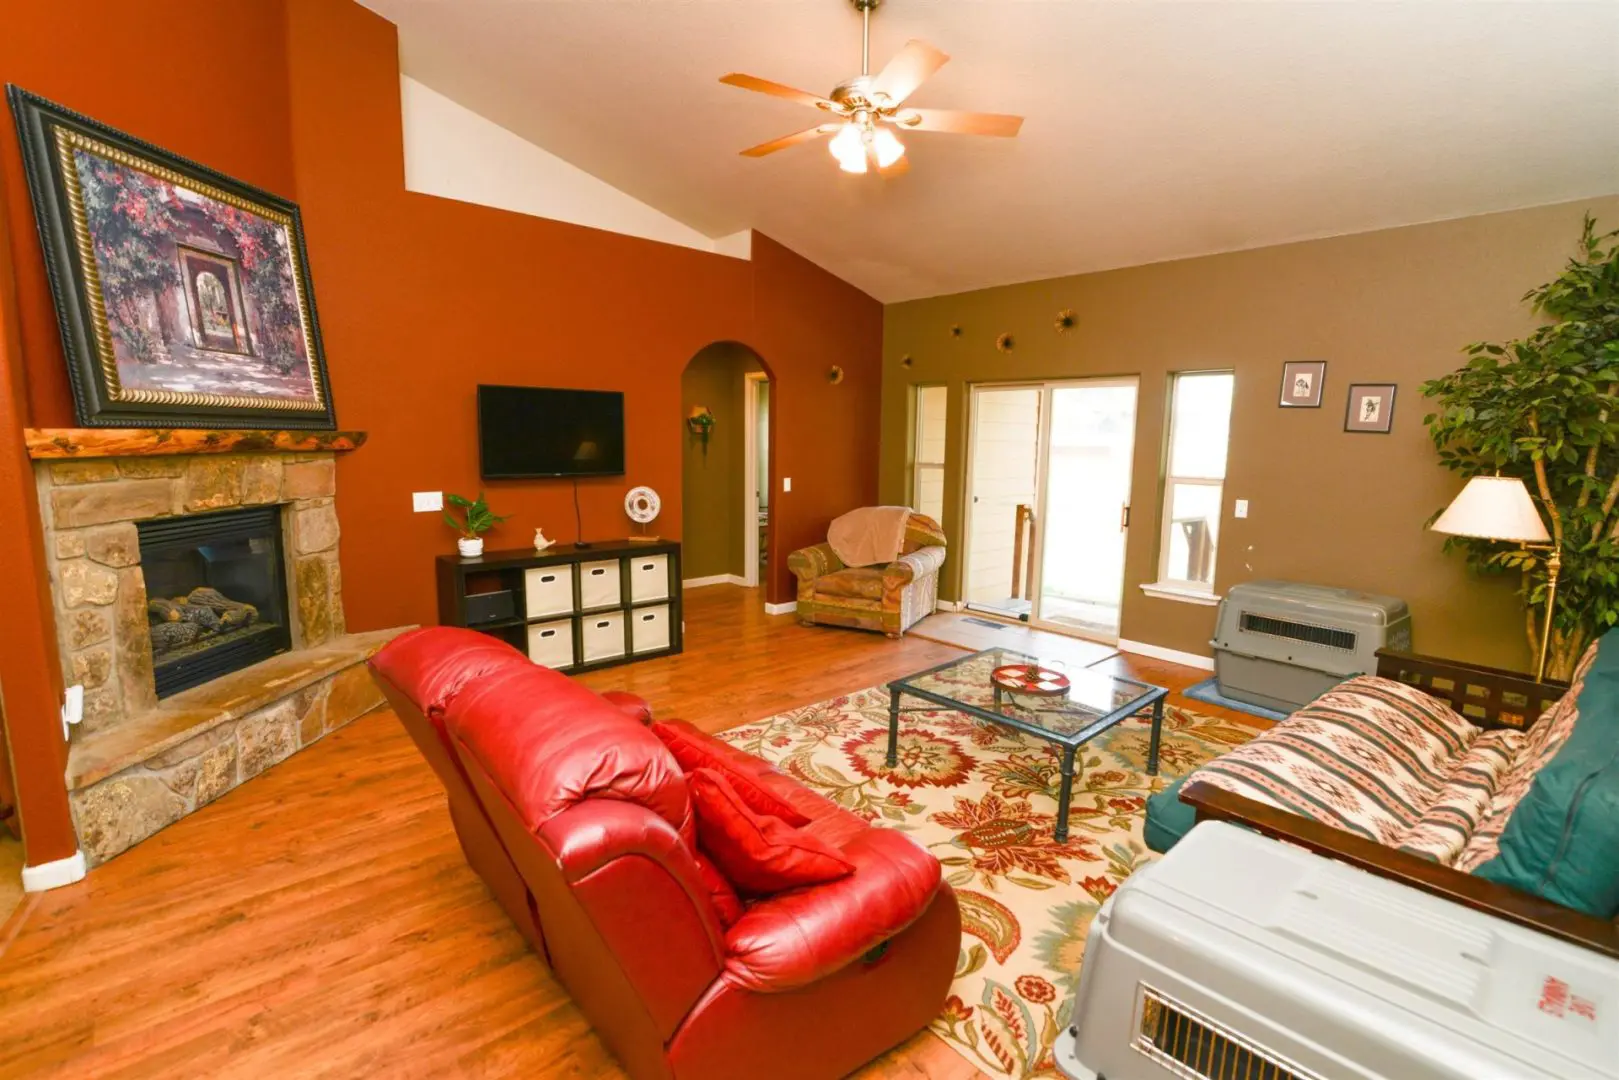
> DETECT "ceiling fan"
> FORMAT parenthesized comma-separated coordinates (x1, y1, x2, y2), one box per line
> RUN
(720, 0, 1023, 176)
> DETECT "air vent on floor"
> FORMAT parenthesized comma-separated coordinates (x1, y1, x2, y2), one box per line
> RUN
(1237, 612, 1356, 652)
(962, 617, 1007, 630)
(1133, 985, 1321, 1080)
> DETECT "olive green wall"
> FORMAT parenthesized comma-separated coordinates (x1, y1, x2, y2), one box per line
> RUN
(682, 342, 764, 579)
(880, 196, 1619, 669)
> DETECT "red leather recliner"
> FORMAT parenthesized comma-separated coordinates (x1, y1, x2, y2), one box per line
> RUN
(369, 627, 960, 1080)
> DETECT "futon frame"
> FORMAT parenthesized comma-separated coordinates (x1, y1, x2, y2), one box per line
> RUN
(1179, 648, 1619, 958)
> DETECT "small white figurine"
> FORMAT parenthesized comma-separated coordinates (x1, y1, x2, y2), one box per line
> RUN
(533, 527, 555, 552)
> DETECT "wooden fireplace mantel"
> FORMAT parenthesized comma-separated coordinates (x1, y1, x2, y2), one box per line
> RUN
(24, 427, 368, 460)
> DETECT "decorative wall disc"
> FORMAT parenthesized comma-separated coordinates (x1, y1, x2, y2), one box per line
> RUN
(624, 486, 661, 525)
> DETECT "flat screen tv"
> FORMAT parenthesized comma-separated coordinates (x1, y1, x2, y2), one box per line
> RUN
(477, 385, 626, 479)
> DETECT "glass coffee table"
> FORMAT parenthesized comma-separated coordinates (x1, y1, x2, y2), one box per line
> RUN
(886, 647, 1168, 841)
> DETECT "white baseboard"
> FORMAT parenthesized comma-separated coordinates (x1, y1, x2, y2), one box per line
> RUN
(933, 599, 963, 612)
(22, 849, 87, 892)
(764, 600, 797, 616)
(682, 574, 748, 589)
(1116, 638, 1215, 672)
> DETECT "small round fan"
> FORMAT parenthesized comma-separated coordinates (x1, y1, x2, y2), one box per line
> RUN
(625, 486, 661, 542)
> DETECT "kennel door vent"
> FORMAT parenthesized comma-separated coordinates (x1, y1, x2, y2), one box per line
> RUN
(1133, 985, 1321, 1080)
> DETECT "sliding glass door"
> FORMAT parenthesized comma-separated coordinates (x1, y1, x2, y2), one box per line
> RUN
(962, 378, 1138, 642)
(962, 386, 1042, 620)
(1035, 381, 1138, 640)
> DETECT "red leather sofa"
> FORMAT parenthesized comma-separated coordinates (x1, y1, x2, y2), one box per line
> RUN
(369, 626, 960, 1080)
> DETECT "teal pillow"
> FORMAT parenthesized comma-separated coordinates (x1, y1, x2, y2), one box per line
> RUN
(1475, 632, 1619, 918)
(1144, 773, 1199, 854)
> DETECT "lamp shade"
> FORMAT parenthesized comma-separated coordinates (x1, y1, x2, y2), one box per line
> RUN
(1430, 475, 1550, 543)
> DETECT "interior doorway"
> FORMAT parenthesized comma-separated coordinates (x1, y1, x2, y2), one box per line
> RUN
(962, 378, 1139, 643)
(680, 343, 772, 599)
(743, 372, 770, 587)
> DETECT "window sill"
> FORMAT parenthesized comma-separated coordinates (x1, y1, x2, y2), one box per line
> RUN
(1140, 582, 1221, 607)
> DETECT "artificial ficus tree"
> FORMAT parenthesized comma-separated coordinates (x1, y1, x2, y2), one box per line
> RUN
(1423, 216, 1619, 680)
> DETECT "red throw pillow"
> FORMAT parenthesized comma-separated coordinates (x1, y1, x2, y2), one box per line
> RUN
(693, 852, 745, 928)
(687, 768, 854, 897)
(651, 722, 809, 825)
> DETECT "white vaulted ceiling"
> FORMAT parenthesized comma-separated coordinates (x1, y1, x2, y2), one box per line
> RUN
(358, 0, 1619, 302)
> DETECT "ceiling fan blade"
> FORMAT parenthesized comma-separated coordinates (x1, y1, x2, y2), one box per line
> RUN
(872, 40, 949, 106)
(740, 125, 836, 158)
(720, 73, 834, 111)
(893, 108, 1023, 137)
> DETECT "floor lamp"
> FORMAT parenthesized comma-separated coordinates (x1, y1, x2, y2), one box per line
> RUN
(1430, 475, 1560, 681)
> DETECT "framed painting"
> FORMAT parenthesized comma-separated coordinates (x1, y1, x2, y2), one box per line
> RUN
(1345, 383, 1397, 433)
(1278, 360, 1325, 408)
(7, 87, 337, 429)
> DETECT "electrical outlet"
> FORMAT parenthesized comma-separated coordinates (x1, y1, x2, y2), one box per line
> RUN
(1234, 499, 1249, 519)
(412, 491, 443, 513)
(62, 684, 84, 740)
(782, 477, 792, 493)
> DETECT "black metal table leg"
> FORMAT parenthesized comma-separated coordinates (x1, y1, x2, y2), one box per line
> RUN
(1054, 745, 1078, 842)
(1147, 696, 1164, 775)
(886, 685, 901, 767)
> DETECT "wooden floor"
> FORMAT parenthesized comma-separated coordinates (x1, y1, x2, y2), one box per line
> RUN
(0, 585, 1255, 1079)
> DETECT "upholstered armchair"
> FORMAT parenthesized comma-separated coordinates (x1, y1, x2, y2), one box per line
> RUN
(788, 511, 946, 638)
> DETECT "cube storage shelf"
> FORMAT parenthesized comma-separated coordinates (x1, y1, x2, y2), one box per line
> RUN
(435, 539, 682, 674)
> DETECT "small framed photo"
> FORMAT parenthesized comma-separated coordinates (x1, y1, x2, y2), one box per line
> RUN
(1279, 361, 1325, 408)
(1345, 383, 1397, 433)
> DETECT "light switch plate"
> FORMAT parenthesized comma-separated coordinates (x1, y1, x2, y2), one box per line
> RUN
(1234, 499, 1249, 519)
(782, 477, 792, 493)
(412, 491, 443, 513)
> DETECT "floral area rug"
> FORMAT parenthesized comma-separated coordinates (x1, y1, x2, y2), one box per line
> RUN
(716, 659, 1260, 1080)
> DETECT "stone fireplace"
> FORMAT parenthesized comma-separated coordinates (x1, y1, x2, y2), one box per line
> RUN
(27, 433, 406, 866)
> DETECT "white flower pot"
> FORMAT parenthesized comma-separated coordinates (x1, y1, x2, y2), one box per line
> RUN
(457, 536, 484, 558)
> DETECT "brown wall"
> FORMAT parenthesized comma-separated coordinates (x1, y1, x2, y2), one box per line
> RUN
(881, 196, 1619, 670)
(681, 343, 765, 580)
(0, 0, 883, 867)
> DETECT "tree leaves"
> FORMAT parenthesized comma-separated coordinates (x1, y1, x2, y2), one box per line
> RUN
(1422, 216, 1619, 677)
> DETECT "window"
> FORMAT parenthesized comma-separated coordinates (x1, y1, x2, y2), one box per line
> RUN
(1154, 371, 1234, 594)
(912, 385, 947, 523)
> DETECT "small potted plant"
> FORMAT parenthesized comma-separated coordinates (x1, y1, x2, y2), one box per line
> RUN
(444, 492, 508, 558)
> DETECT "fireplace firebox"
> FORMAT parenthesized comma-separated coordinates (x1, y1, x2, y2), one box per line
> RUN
(136, 506, 292, 698)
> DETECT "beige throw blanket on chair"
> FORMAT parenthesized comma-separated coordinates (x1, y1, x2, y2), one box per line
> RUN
(827, 506, 913, 568)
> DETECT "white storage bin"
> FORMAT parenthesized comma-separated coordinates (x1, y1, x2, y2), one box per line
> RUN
(629, 554, 670, 603)
(526, 619, 574, 669)
(631, 605, 671, 654)
(581, 611, 626, 662)
(524, 566, 573, 618)
(578, 560, 622, 609)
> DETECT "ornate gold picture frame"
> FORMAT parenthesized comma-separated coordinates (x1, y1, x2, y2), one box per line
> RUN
(8, 86, 336, 429)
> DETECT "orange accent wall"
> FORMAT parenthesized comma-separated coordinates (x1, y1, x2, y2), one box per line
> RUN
(0, 1, 883, 865)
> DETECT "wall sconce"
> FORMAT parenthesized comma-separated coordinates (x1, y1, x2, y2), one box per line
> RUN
(687, 406, 715, 454)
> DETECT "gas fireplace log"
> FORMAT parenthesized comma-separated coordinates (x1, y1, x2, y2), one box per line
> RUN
(149, 621, 201, 654)
(186, 587, 258, 625)
(176, 603, 222, 632)
(148, 598, 183, 623)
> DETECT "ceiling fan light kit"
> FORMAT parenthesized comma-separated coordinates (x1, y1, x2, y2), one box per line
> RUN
(720, 0, 1022, 177)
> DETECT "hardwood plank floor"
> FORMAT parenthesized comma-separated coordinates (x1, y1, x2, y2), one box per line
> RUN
(0, 585, 1257, 1078)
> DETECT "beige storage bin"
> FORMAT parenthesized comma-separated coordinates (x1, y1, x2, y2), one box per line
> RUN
(526, 619, 574, 669)
(629, 554, 670, 603)
(524, 567, 573, 618)
(581, 611, 627, 662)
(578, 560, 622, 609)
(631, 605, 671, 654)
